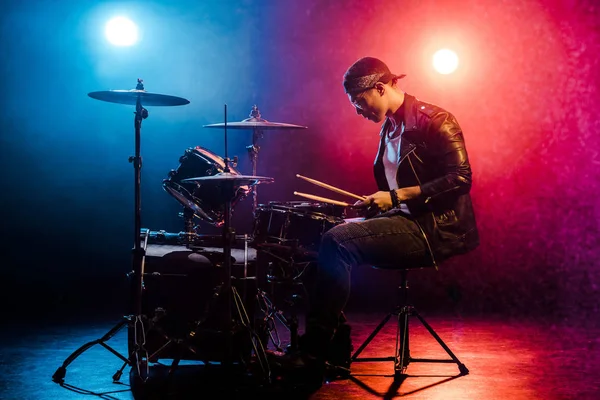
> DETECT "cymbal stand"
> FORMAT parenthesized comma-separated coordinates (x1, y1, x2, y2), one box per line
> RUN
(245, 105, 264, 214)
(52, 79, 150, 385)
(221, 105, 271, 380)
(124, 80, 153, 384)
(131, 80, 148, 317)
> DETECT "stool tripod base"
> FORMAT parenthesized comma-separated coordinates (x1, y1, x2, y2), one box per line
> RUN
(350, 304, 468, 378)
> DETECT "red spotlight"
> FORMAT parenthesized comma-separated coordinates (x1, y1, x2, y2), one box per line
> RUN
(433, 49, 459, 75)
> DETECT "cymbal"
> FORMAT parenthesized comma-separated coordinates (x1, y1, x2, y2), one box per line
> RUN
(88, 90, 190, 106)
(181, 172, 274, 186)
(203, 117, 307, 130)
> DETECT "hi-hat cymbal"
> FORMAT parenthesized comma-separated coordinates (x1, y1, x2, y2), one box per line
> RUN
(203, 117, 307, 130)
(181, 172, 274, 186)
(88, 90, 190, 106)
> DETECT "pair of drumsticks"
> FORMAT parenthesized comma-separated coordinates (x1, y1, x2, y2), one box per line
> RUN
(294, 174, 366, 207)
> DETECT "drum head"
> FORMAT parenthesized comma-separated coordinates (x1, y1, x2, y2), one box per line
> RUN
(163, 146, 249, 227)
(263, 201, 346, 219)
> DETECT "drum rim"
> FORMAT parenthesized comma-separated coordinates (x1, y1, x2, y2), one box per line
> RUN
(255, 202, 343, 223)
(191, 145, 242, 174)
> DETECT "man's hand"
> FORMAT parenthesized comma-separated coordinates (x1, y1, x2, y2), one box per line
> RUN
(353, 186, 422, 214)
(353, 191, 394, 212)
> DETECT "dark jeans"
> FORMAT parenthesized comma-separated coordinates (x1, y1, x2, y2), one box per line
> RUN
(306, 212, 429, 337)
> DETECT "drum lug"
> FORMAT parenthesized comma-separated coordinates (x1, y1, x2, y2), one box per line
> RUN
(226, 156, 238, 168)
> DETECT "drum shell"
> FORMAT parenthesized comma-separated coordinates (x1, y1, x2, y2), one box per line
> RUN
(253, 202, 343, 252)
(130, 231, 257, 362)
(162, 146, 249, 227)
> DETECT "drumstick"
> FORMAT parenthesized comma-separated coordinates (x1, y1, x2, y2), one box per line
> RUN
(293, 191, 351, 207)
(296, 174, 366, 201)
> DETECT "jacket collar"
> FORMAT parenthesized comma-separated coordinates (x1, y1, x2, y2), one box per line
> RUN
(378, 93, 413, 138)
(374, 93, 418, 164)
(401, 93, 419, 133)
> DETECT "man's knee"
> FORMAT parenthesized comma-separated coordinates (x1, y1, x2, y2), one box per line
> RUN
(319, 225, 350, 264)
(320, 228, 339, 249)
(322, 222, 367, 245)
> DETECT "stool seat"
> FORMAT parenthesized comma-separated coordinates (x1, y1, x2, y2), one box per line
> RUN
(371, 260, 435, 271)
(371, 264, 431, 271)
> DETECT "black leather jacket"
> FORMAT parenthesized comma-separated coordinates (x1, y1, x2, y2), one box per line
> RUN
(373, 93, 479, 266)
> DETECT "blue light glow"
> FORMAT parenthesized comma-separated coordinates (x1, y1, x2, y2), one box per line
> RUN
(104, 16, 138, 46)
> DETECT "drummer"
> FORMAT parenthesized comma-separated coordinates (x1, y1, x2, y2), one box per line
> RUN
(271, 56, 480, 386)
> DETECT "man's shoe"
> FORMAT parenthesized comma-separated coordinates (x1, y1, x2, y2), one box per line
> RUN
(268, 348, 325, 371)
(325, 322, 353, 379)
(266, 349, 326, 390)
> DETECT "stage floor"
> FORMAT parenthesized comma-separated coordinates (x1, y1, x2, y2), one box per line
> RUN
(1, 311, 599, 399)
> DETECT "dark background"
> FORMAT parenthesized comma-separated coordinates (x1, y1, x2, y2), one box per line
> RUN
(1, 0, 599, 325)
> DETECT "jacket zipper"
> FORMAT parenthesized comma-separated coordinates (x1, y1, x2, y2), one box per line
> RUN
(424, 185, 460, 204)
(405, 151, 438, 269)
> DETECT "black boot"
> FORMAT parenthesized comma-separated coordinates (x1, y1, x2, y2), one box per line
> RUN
(267, 327, 332, 390)
(324, 322, 353, 380)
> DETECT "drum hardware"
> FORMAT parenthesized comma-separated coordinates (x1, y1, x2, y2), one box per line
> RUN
(255, 289, 293, 353)
(256, 249, 314, 353)
(251, 199, 351, 354)
(203, 105, 307, 213)
(53, 80, 191, 387)
(181, 206, 197, 243)
(180, 104, 276, 381)
(143, 228, 256, 274)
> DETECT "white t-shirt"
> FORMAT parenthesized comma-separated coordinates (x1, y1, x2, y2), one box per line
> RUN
(382, 117, 411, 214)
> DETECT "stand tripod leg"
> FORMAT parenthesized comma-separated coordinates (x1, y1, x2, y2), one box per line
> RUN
(289, 313, 299, 352)
(256, 289, 292, 352)
(231, 286, 272, 382)
(52, 316, 131, 384)
(351, 311, 395, 361)
(412, 310, 469, 375)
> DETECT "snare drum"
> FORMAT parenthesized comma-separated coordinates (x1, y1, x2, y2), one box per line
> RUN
(252, 201, 345, 252)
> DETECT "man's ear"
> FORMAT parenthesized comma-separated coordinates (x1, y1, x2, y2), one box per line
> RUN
(374, 82, 385, 96)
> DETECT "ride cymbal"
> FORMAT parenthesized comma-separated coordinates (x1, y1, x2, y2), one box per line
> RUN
(204, 105, 306, 130)
(203, 118, 307, 130)
(88, 89, 190, 106)
(181, 172, 274, 186)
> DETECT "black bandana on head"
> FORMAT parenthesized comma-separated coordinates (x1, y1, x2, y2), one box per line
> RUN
(343, 57, 406, 94)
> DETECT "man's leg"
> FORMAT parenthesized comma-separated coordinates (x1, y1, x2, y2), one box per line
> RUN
(303, 214, 428, 357)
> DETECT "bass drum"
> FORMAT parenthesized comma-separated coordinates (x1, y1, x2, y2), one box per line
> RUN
(130, 229, 258, 364)
(163, 146, 249, 227)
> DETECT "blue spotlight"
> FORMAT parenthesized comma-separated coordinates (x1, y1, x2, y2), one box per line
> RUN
(105, 16, 138, 46)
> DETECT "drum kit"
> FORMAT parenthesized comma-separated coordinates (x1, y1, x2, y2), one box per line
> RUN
(52, 80, 365, 392)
